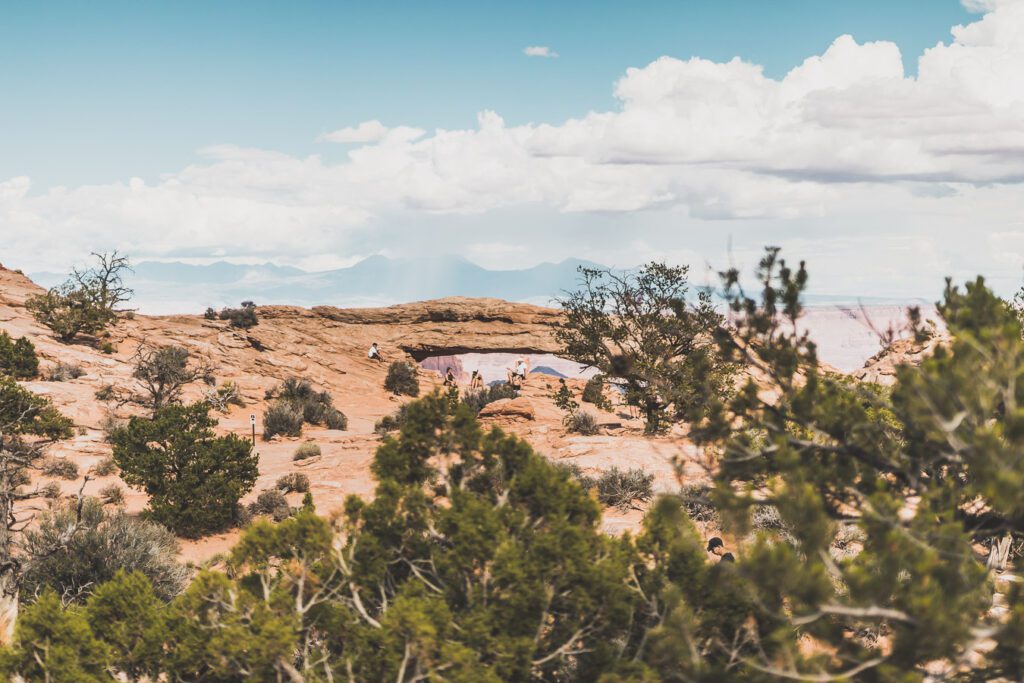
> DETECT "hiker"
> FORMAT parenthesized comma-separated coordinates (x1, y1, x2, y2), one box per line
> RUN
(507, 357, 529, 387)
(470, 369, 483, 390)
(443, 367, 457, 388)
(707, 537, 726, 560)
(368, 342, 385, 363)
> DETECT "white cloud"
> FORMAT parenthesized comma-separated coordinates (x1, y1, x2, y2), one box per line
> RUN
(2, 3, 1024, 296)
(524, 46, 558, 58)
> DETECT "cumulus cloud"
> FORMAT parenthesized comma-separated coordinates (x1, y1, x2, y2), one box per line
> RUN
(319, 121, 427, 146)
(524, 46, 558, 58)
(2, 2, 1023, 294)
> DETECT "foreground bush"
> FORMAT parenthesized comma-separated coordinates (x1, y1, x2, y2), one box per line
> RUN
(0, 331, 38, 379)
(20, 498, 188, 603)
(112, 402, 258, 537)
(383, 361, 419, 396)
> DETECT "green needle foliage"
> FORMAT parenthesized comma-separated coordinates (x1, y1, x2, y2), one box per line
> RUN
(25, 251, 132, 343)
(12, 252, 1024, 679)
(112, 402, 258, 537)
(557, 262, 737, 434)
(0, 331, 38, 379)
(0, 375, 73, 439)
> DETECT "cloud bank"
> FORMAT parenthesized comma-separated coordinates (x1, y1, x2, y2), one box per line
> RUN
(2, 1, 1023, 296)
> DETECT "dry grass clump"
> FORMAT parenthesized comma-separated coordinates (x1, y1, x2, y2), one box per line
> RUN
(44, 361, 85, 382)
(293, 442, 321, 461)
(41, 457, 79, 480)
(277, 472, 310, 494)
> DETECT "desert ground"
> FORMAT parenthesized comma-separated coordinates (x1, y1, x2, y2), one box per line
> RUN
(0, 262, 911, 566)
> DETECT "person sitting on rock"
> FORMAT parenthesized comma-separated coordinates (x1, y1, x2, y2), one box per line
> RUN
(470, 369, 483, 390)
(507, 357, 529, 387)
(443, 367, 457, 388)
(368, 343, 385, 363)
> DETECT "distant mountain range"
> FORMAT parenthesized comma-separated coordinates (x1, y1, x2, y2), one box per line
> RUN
(31, 255, 606, 314)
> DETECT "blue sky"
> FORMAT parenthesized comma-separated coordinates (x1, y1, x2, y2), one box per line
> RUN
(2, 0, 972, 188)
(2, 0, 1022, 301)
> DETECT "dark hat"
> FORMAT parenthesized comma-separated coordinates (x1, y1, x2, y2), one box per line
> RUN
(706, 537, 724, 552)
(720, 552, 735, 563)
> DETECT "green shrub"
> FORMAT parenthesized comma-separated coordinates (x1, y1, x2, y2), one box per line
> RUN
(292, 442, 321, 461)
(41, 457, 79, 480)
(552, 378, 578, 413)
(593, 467, 654, 511)
(678, 484, 719, 524)
(204, 381, 245, 413)
(112, 402, 258, 537)
(1, 590, 111, 681)
(217, 302, 258, 329)
(565, 410, 600, 435)
(0, 331, 38, 378)
(0, 375, 74, 439)
(558, 462, 597, 492)
(582, 374, 613, 411)
(263, 400, 304, 439)
(94, 384, 116, 401)
(20, 497, 188, 602)
(100, 483, 125, 506)
(263, 378, 347, 436)
(132, 344, 213, 412)
(44, 361, 85, 381)
(276, 472, 310, 494)
(203, 307, 217, 320)
(384, 361, 419, 396)
(249, 489, 290, 521)
(99, 412, 126, 443)
(38, 481, 61, 499)
(461, 381, 517, 414)
(322, 406, 348, 430)
(374, 404, 411, 434)
(91, 456, 118, 477)
(25, 251, 132, 342)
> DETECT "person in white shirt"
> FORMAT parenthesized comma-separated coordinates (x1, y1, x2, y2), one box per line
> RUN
(368, 343, 384, 362)
(507, 357, 528, 387)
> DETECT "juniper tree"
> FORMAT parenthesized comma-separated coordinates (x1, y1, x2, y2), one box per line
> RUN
(112, 402, 258, 537)
(657, 247, 1024, 679)
(131, 342, 214, 413)
(0, 332, 38, 380)
(26, 251, 132, 342)
(557, 262, 736, 434)
(0, 377, 73, 644)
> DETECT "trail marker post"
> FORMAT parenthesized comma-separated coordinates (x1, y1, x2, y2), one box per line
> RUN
(250, 414, 256, 447)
